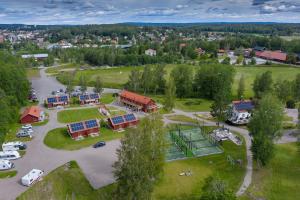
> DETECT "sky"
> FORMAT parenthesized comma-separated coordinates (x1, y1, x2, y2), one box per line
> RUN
(0, 0, 299, 24)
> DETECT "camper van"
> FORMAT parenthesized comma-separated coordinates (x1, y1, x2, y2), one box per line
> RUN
(0, 151, 21, 160)
(21, 169, 44, 187)
(2, 141, 27, 151)
(0, 159, 14, 170)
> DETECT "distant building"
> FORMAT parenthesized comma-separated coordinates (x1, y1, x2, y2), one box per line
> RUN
(119, 90, 157, 112)
(108, 113, 139, 130)
(145, 49, 157, 56)
(195, 48, 205, 55)
(227, 100, 255, 125)
(255, 50, 287, 62)
(20, 106, 45, 124)
(21, 54, 48, 61)
(67, 119, 99, 140)
(0, 35, 4, 43)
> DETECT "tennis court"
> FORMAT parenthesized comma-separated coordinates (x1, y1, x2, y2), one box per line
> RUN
(166, 127, 223, 161)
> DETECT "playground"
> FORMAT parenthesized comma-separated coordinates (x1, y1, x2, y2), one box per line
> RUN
(166, 127, 223, 161)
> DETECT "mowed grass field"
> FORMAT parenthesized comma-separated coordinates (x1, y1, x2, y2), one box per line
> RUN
(240, 142, 300, 200)
(22, 126, 247, 199)
(55, 64, 300, 98)
(26, 68, 40, 78)
(44, 127, 125, 150)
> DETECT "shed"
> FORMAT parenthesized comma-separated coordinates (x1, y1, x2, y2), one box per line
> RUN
(20, 106, 44, 124)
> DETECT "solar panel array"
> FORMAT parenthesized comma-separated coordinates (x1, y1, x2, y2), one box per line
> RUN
(85, 119, 98, 128)
(47, 97, 56, 103)
(90, 93, 99, 99)
(111, 114, 137, 125)
(70, 122, 84, 132)
(47, 95, 68, 103)
(79, 93, 100, 101)
(59, 96, 68, 102)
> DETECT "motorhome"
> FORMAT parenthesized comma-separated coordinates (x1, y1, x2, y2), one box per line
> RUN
(0, 151, 21, 160)
(2, 142, 27, 151)
(0, 159, 15, 170)
(21, 169, 44, 187)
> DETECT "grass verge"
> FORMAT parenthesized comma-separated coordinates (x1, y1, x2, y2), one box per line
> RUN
(0, 171, 17, 179)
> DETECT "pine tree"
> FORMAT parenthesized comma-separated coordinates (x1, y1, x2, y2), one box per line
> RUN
(93, 76, 103, 94)
(79, 74, 87, 93)
(237, 75, 245, 99)
(163, 77, 176, 112)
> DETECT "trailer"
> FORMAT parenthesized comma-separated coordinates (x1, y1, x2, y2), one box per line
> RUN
(0, 159, 14, 171)
(0, 151, 21, 160)
(2, 141, 27, 151)
(21, 169, 44, 187)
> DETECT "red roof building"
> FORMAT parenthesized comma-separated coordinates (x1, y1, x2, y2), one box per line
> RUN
(119, 90, 157, 112)
(67, 119, 99, 140)
(108, 114, 139, 130)
(79, 93, 100, 105)
(20, 106, 45, 124)
(46, 95, 69, 108)
(255, 50, 287, 62)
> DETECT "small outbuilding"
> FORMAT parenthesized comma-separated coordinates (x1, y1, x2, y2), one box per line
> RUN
(46, 95, 69, 108)
(67, 119, 99, 140)
(20, 106, 45, 124)
(79, 93, 100, 105)
(119, 90, 157, 112)
(108, 113, 139, 130)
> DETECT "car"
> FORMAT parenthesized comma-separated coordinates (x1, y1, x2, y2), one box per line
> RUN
(17, 131, 32, 138)
(22, 124, 32, 129)
(93, 141, 106, 148)
(59, 89, 64, 93)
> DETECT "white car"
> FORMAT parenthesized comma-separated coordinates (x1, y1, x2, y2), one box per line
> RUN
(21, 169, 44, 187)
(22, 124, 32, 129)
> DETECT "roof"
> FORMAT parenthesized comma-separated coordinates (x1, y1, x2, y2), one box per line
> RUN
(120, 90, 154, 105)
(67, 119, 99, 134)
(21, 54, 48, 59)
(109, 113, 138, 126)
(79, 93, 100, 101)
(256, 50, 287, 61)
(232, 100, 254, 111)
(21, 106, 41, 119)
(253, 46, 266, 51)
(47, 95, 69, 104)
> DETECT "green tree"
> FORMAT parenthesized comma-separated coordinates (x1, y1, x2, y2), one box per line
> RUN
(113, 114, 165, 200)
(200, 176, 236, 200)
(163, 77, 176, 112)
(274, 79, 293, 103)
(248, 94, 284, 166)
(126, 69, 142, 92)
(65, 73, 74, 95)
(171, 65, 193, 98)
(237, 75, 245, 99)
(93, 76, 103, 94)
(250, 57, 256, 65)
(79, 74, 87, 93)
(253, 71, 273, 98)
(294, 74, 300, 101)
(222, 57, 231, 65)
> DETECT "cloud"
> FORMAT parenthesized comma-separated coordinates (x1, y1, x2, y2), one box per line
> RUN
(135, 8, 179, 16)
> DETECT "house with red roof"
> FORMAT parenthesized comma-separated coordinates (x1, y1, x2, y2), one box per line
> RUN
(67, 119, 99, 140)
(255, 50, 287, 62)
(119, 90, 157, 112)
(108, 113, 139, 130)
(20, 106, 45, 124)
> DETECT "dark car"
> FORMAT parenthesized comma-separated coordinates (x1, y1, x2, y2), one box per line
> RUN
(93, 141, 106, 148)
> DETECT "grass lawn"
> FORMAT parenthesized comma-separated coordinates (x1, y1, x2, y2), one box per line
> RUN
(26, 68, 40, 78)
(57, 108, 101, 123)
(240, 142, 300, 200)
(44, 127, 125, 150)
(166, 115, 199, 124)
(0, 171, 17, 179)
(101, 93, 116, 104)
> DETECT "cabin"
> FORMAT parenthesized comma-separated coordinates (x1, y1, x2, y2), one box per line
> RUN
(119, 90, 157, 112)
(79, 93, 100, 105)
(255, 50, 287, 62)
(108, 113, 139, 130)
(46, 95, 69, 108)
(20, 106, 45, 124)
(67, 119, 99, 140)
(227, 100, 255, 125)
(145, 49, 157, 56)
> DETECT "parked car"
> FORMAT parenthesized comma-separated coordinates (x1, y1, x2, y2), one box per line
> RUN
(17, 131, 32, 138)
(2, 141, 27, 151)
(0, 151, 21, 160)
(22, 128, 33, 134)
(93, 141, 106, 148)
(22, 124, 32, 129)
(0, 159, 15, 170)
(21, 169, 44, 187)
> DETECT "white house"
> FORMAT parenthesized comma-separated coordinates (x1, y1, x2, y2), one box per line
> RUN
(145, 49, 157, 56)
(227, 100, 254, 125)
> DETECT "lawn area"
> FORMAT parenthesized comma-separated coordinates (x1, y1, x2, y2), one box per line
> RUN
(101, 93, 116, 104)
(240, 142, 300, 200)
(57, 108, 101, 123)
(166, 115, 199, 124)
(44, 127, 125, 150)
(0, 171, 17, 179)
(26, 68, 40, 78)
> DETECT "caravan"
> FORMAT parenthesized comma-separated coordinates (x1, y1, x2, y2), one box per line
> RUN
(2, 141, 27, 151)
(0, 151, 21, 160)
(0, 159, 15, 170)
(21, 169, 44, 187)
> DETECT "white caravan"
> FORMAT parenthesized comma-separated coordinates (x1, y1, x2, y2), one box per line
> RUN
(2, 141, 27, 151)
(0, 151, 21, 160)
(21, 169, 44, 187)
(0, 159, 15, 170)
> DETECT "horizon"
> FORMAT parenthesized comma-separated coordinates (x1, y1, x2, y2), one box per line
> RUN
(1, 0, 300, 25)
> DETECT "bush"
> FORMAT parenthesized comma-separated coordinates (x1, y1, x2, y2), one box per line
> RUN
(286, 99, 296, 109)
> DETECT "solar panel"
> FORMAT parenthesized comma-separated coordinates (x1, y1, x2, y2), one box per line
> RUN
(70, 122, 84, 132)
(111, 116, 125, 125)
(90, 93, 99, 99)
(47, 97, 57, 103)
(85, 120, 98, 128)
(124, 114, 136, 122)
(59, 96, 68, 102)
